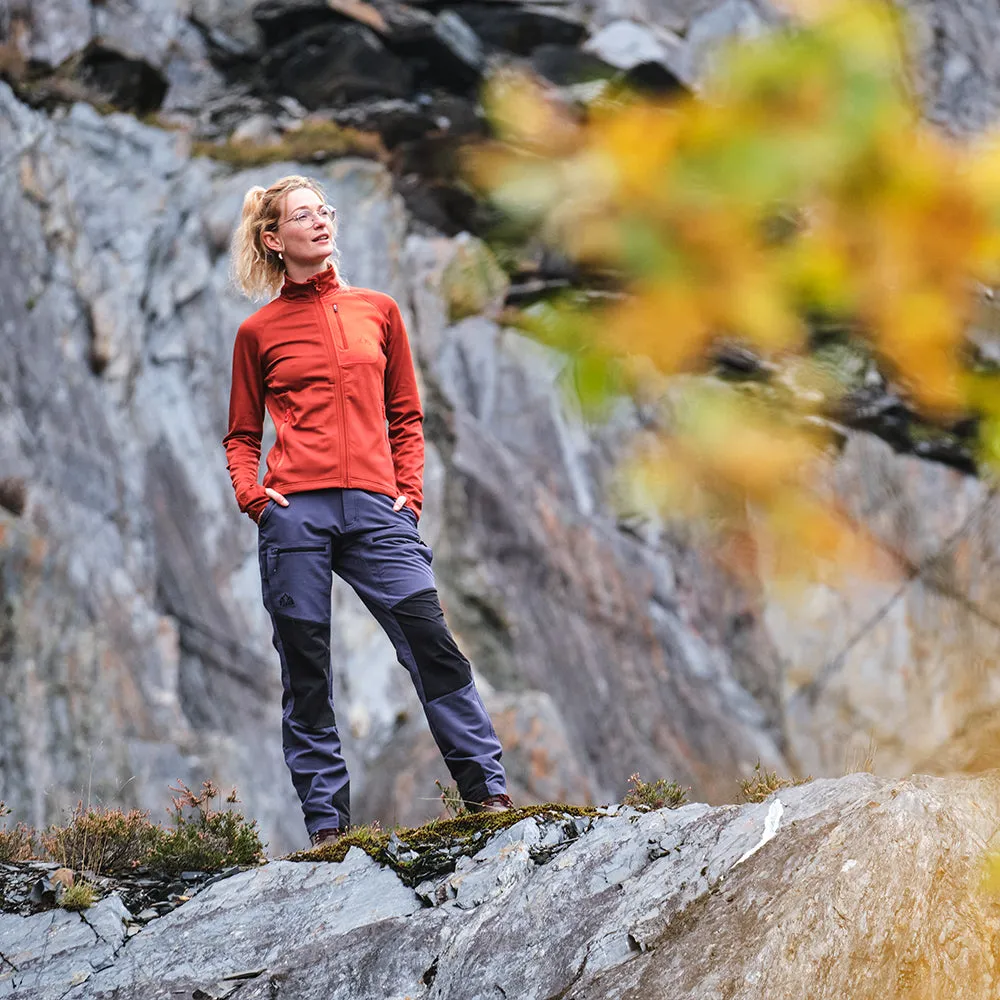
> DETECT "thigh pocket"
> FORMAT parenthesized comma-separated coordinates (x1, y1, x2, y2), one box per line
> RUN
(266, 544, 330, 619)
(267, 544, 327, 577)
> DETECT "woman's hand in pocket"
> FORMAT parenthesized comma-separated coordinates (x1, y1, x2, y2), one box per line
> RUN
(392, 494, 408, 512)
(265, 487, 289, 507)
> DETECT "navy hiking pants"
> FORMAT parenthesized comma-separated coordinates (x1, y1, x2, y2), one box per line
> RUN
(256, 487, 507, 836)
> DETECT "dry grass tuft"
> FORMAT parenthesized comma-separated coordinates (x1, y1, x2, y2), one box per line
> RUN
(738, 761, 813, 804)
(59, 882, 96, 911)
(843, 733, 878, 776)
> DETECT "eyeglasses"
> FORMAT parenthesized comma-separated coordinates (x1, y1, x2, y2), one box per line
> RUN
(276, 204, 337, 230)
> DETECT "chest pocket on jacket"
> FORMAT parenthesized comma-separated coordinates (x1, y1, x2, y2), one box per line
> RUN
(332, 300, 386, 368)
(338, 330, 384, 368)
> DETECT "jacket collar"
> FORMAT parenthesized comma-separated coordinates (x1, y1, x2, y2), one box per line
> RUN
(279, 262, 341, 300)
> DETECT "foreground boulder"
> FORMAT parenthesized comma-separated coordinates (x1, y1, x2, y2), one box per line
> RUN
(3, 771, 1000, 998)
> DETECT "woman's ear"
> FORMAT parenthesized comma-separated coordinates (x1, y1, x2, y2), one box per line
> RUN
(261, 229, 283, 254)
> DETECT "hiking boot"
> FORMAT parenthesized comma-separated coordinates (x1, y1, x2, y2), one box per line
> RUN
(467, 793, 514, 814)
(310, 826, 346, 848)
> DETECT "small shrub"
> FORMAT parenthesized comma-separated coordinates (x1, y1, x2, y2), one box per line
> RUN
(59, 882, 96, 911)
(40, 803, 158, 874)
(145, 781, 265, 875)
(435, 780, 466, 819)
(738, 761, 813, 804)
(623, 772, 688, 811)
(0, 802, 36, 862)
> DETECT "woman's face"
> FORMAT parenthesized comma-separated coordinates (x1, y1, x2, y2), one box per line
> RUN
(266, 187, 334, 268)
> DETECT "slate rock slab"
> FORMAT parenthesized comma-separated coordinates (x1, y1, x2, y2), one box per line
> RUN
(3, 774, 998, 999)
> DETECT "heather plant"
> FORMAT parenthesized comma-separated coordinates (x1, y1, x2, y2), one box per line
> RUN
(39, 803, 158, 874)
(0, 802, 36, 862)
(146, 780, 265, 875)
(623, 772, 688, 811)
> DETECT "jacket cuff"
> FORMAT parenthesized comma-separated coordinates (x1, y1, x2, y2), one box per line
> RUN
(245, 490, 271, 523)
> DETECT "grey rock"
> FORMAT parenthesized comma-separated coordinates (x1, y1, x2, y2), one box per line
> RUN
(432, 10, 486, 85)
(899, 0, 1000, 135)
(230, 112, 280, 145)
(583, 18, 685, 76)
(263, 23, 414, 107)
(584, 0, 716, 33)
(5, 0, 227, 116)
(12, 0, 93, 69)
(80, 851, 423, 995)
(448, 835, 536, 909)
(767, 431, 1000, 781)
(680, 0, 773, 87)
(473, 816, 542, 858)
(329, 94, 483, 149)
(1, 774, 993, 999)
(0, 894, 129, 997)
(448, 3, 587, 55)
(159, 19, 230, 116)
(191, 982, 243, 1000)
(252, 0, 343, 47)
(530, 42, 617, 85)
(92, 0, 186, 71)
(189, 0, 265, 54)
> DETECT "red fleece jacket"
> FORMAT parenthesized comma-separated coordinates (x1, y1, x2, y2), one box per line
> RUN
(223, 266, 424, 524)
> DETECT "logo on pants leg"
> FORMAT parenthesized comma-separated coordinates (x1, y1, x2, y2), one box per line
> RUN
(278, 593, 296, 608)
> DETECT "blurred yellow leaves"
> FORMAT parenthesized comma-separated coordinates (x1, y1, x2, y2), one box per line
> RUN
(467, 0, 1000, 578)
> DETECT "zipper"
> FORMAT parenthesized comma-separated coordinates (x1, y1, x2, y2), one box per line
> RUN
(332, 302, 348, 349)
(314, 289, 351, 485)
(329, 297, 350, 483)
(269, 544, 325, 576)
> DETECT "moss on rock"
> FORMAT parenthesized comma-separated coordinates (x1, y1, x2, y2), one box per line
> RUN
(285, 804, 600, 884)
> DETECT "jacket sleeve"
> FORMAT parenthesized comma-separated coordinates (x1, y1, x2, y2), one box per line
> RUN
(222, 322, 271, 523)
(383, 298, 425, 518)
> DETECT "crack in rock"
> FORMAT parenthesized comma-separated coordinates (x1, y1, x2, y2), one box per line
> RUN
(77, 907, 125, 970)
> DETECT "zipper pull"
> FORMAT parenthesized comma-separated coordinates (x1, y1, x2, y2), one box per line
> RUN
(333, 303, 338, 312)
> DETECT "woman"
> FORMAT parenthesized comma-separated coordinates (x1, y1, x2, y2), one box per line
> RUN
(223, 174, 512, 847)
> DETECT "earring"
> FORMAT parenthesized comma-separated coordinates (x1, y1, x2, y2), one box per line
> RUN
(278, 252, 283, 260)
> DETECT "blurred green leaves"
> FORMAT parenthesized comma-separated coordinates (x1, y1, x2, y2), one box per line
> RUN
(467, 0, 1000, 577)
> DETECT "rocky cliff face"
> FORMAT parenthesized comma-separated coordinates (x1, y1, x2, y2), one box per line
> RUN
(4, 773, 1000, 999)
(2, 0, 1000, 858)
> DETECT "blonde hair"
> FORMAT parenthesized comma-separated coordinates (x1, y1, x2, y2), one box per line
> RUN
(231, 174, 348, 300)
